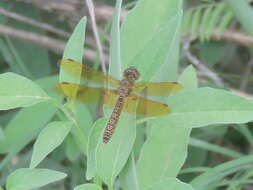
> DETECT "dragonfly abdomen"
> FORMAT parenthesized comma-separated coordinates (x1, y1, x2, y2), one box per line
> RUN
(103, 96, 125, 143)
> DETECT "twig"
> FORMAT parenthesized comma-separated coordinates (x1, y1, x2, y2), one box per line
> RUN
(0, 8, 70, 38)
(85, 0, 107, 73)
(0, 24, 97, 61)
(212, 29, 253, 47)
(182, 37, 225, 87)
(239, 56, 253, 91)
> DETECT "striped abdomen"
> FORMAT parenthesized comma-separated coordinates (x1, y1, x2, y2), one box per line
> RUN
(103, 96, 125, 143)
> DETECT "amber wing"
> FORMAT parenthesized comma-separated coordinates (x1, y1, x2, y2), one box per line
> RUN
(131, 82, 182, 95)
(59, 59, 120, 87)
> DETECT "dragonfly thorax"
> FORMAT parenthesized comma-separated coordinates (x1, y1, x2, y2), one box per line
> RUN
(118, 79, 132, 97)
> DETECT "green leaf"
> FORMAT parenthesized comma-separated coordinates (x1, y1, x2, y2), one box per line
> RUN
(216, 11, 233, 38)
(0, 72, 50, 110)
(197, 42, 226, 66)
(137, 125, 191, 189)
(150, 88, 253, 129)
(225, 0, 253, 36)
(60, 17, 87, 84)
(179, 65, 198, 90)
(0, 186, 3, 190)
(86, 118, 107, 180)
(137, 65, 197, 190)
(144, 178, 194, 190)
(120, 153, 140, 190)
(58, 17, 88, 156)
(109, 0, 123, 79)
(96, 107, 138, 186)
(121, 0, 183, 81)
(74, 184, 103, 190)
(30, 121, 72, 168)
(6, 168, 66, 190)
(205, 3, 226, 39)
(65, 134, 80, 162)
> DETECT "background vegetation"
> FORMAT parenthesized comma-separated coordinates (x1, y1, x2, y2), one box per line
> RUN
(1, 0, 253, 190)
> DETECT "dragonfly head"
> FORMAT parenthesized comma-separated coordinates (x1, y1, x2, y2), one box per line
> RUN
(123, 67, 140, 81)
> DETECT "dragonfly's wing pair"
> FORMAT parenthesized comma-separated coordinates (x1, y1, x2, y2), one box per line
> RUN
(56, 82, 171, 117)
(57, 59, 183, 117)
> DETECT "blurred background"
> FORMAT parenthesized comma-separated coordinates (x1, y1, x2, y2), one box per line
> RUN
(1, 0, 253, 189)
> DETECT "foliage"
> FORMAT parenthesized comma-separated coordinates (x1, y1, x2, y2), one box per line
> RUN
(1, 0, 253, 190)
(182, 2, 234, 41)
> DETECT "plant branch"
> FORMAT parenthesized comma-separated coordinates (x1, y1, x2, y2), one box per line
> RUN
(182, 37, 225, 87)
(0, 24, 97, 61)
(212, 29, 253, 46)
(0, 8, 70, 38)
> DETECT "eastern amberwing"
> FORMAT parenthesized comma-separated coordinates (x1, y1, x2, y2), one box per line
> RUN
(57, 59, 182, 143)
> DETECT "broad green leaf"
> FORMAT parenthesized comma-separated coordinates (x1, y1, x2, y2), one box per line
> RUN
(145, 178, 194, 190)
(60, 17, 87, 84)
(137, 125, 191, 189)
(191, 155, 253, 190)
(30, 121, 72, 168)
(151, 10, 182, 82)
(149, 88, 253, 129)
(137, 65, 197, 189)
(120, 153, 140, 190)
(0, 72, 50, 110)
(6, 168, 66, 190)
(225, 0, 253, 36)
(109, 0, 122, 79)
(65, 134, 80, 162)
(86, 118, 106, 180)
(74, 184, 103, 190)
(96, 105, 138, 186)
(0, 186, 3, 190)
(121, 0, 182, 81)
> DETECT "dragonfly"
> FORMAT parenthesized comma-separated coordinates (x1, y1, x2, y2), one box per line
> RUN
(56, 59, 183, 143)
